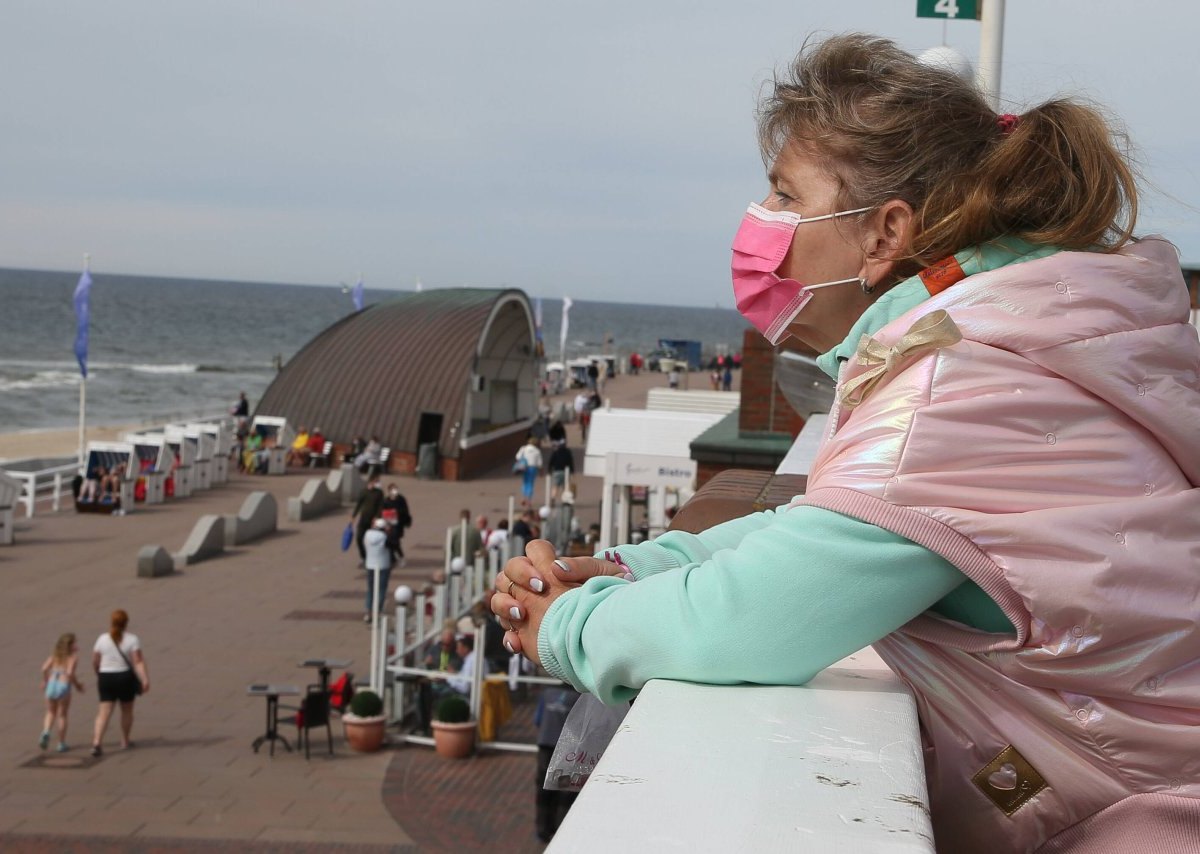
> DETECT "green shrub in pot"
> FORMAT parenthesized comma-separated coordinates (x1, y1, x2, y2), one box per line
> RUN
(349, 689, 384, 718)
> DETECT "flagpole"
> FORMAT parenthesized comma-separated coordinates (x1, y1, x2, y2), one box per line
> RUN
(77, 253, 90, 467)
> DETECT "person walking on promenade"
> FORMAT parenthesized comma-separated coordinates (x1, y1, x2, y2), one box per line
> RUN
(494, 33, 1200, 853)
(39, 632, 85, 752)
(349, 474, 384, 565)
(381, 483, 412, 566)
(514, 436, 543, 508)
(362, 517, 393, 624)
(547, 442, 574, 504)
(90, 609, 149, 757)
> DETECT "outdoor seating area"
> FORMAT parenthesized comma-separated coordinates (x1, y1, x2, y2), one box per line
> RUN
(246, 659, 355, 760)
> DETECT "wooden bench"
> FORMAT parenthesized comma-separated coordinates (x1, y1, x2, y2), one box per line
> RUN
(308, 441, 334, 469)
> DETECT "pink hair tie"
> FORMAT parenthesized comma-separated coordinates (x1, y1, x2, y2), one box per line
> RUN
(997, 113, 1020, 135)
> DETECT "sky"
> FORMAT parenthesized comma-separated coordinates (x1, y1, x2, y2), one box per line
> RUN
(2, 1, 1197, 307)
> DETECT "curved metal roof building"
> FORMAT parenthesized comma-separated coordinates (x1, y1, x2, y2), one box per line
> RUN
(256, 288, 537, 479)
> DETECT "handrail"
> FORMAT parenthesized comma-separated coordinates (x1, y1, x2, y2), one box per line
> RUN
(548, 649, 934, 853)
(1, 462, 78, 517)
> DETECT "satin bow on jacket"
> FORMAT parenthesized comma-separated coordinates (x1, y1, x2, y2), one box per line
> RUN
(837, 309, 963, 408)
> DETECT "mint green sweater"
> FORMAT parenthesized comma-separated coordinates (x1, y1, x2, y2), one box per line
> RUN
(538, 242, 1049, 703)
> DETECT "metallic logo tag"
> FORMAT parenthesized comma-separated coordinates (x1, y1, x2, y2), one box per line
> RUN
(972, 744, 1047, 816)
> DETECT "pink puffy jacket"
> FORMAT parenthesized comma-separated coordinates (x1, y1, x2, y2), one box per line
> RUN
(800, 238, 1200, 853)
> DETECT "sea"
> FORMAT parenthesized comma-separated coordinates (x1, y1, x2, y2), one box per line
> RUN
(0, 268, 750, 432)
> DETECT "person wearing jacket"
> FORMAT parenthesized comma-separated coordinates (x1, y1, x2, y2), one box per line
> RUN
(492, 34, 1200, 854)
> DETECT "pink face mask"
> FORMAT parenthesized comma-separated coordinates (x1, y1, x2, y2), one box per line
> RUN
(731, 202, 870, 344)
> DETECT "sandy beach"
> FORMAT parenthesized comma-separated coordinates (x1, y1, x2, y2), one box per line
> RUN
(0, 369, 697, 851)
(0, 424, 145, 463)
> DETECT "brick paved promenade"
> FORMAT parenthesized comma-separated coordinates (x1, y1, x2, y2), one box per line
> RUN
(0, 371, 685, 851)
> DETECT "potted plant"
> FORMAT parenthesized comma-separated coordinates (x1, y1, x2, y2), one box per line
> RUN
(342, 689, 387, 752)
(431, 695, 476, 759)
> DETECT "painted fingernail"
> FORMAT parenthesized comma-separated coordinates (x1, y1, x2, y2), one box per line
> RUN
(622, 572, 635, 582)
(509, 606, 521, 620)
(503, 640, 515, 653)
(530, 577, 545, 592)
(554, 559, 571, 573)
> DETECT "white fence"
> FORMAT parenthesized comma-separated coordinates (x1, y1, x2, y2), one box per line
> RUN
(1, 459, 78, 517)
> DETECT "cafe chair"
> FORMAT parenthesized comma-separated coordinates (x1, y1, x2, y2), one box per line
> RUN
(294, 684, 334, 760)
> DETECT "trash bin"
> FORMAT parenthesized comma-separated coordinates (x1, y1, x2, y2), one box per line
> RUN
(417, 442, 439, 480)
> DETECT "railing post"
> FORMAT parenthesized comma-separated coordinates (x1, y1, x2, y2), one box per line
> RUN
(414, 591, 427, 648)
(432, 581, 445, 634)
(21, 473, 34, 518)
(52, 472, 62, 513)
(470, 625, 484, 723)
(376, 614, 389, 694)
(390, 606, 407, 722)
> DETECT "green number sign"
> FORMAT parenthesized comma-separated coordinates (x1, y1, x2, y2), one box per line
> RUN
(916, 0, 981, 19)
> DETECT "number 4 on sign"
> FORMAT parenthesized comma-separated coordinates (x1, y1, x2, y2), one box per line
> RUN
(916, 0, 980, 19)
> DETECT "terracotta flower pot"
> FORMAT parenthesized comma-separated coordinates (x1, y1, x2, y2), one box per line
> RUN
(431, 719, 476, 759)
(342, 714, 387, 752)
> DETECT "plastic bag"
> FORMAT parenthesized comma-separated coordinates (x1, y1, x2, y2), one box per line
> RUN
(340, 522, 354, 552)
(543, 694, 630, 792)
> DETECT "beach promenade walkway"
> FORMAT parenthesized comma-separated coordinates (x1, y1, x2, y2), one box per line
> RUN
(0, 371, 689, 852)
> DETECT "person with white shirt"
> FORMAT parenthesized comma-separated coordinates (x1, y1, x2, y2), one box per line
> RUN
(362, 517, 393, 624)
(446, 635, 485, 695)
(90, 609, 149, 757)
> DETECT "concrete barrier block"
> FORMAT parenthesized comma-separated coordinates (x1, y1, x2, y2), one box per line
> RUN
(0, 506, 14, 546)
(173, 514, 226, 567)
(229, 491, 277, 544)
(137, 545, 174, 577)
(337, 464, 364, 505)
(288, 477, 340, 522)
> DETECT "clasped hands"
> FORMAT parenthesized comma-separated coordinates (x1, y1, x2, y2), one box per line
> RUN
(491, 539, 626, 665)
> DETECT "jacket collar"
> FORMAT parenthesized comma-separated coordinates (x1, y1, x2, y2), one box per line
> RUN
(815, 238, 1058, 379)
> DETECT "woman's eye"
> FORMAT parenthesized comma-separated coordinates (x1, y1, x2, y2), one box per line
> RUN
(773, 190, 795, 206)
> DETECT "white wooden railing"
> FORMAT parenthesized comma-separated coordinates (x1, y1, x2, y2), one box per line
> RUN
(2, 460, 78, 517)
(548, 648, 935, 853)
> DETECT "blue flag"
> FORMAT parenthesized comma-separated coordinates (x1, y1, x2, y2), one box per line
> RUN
(73, 268, 92, 378)
(352, 276, 364, 312)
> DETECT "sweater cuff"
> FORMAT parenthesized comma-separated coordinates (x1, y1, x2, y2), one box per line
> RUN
(592, 541, 680, 580)
(537, 589, 581, 688)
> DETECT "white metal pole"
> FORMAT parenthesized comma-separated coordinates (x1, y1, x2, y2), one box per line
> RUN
(78, 380, 86, 468)
(391, 608, 406, 722)
(376, 614, 388, 693)
(505, 495, 515, 560)
(470, 625, 484, 722)
(977, 0, 1005, 110)
(369, 568, 381, 692)
(415, 591, 427, 647)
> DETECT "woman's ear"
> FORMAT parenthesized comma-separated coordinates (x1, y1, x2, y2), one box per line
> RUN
(859, 198, 915, 287)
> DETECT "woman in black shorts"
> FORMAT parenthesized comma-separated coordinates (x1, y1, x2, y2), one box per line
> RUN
(90, 609, 150, 757)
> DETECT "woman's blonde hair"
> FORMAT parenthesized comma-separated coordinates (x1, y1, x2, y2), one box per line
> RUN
(53, 632, 75, 663)
(110, 609, 129, 644)
(757, 34, 1138, 280)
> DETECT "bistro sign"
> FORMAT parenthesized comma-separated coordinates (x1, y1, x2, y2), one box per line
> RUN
(609, 453, 697, 489)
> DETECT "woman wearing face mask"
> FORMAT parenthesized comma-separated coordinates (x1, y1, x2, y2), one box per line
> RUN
(494, 33, 1200, 852)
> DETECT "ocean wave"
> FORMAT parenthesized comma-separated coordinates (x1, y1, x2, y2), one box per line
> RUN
(0, 370, 81, 392)
(116, 363, 198, 375)
(0, 359, 199, 375)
